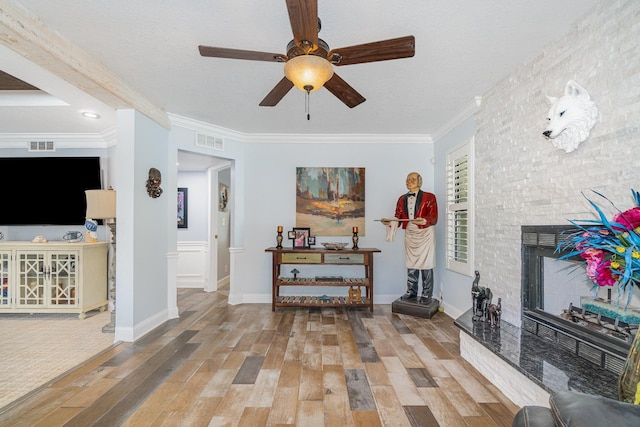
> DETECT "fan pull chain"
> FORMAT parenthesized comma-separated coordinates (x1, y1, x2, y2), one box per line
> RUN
(304, 85, 312, 120)
(306, 92, 310, 120)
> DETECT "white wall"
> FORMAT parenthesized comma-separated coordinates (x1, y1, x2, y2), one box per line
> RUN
(241, 140, 434, 303)
(169, 132, 436, 302)
(115, 109, 171, 341)
(168, 124, 438, 304)
(433, 115, 477, 319)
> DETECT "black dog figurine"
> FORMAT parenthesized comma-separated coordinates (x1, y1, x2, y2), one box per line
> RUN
(471, 271, 493, 322)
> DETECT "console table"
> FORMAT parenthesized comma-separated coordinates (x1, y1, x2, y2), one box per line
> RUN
(265, 247, 380, 312)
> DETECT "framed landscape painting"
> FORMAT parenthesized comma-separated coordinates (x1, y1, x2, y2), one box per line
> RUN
(295, 167, 365, 236)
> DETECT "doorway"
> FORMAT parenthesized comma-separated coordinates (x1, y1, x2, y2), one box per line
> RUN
(177, 150, 232, 291)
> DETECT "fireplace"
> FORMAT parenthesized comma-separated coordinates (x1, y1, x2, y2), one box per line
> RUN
(521, 225, 639, 375)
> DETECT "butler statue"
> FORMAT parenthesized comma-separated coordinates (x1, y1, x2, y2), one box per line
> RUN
(381, 172, 438, 304)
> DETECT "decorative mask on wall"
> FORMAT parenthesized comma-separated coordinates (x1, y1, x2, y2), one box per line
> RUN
(542, 80, 598, 153)
(146, 167, 163, 198)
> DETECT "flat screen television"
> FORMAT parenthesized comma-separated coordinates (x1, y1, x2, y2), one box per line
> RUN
(0, 157, 103, 226)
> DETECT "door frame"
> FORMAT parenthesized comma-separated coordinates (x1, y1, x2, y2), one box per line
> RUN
(206, 161, 231, 292)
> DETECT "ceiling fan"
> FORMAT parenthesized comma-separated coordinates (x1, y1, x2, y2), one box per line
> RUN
(198, 0, 415, 109)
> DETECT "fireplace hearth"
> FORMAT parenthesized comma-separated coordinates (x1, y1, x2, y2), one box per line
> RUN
(521, 225, 637, 375)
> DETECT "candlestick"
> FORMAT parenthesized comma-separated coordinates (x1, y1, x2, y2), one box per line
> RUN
(352, 229, 359, 250)
(276, 226, 283, 248)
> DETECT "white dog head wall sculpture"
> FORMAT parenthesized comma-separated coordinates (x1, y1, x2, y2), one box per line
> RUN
(543, 80, 598, 153)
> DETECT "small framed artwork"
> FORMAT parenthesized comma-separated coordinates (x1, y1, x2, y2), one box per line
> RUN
(219, 183, 229, 211)
(292, 227, 310, 248)
(308, 236, 316, 246)
(177, 188, 188, 229)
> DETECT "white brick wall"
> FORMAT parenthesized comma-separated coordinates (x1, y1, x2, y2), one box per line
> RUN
(474, 0, 640, 326)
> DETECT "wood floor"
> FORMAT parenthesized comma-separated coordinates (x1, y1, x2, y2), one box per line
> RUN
(0, 286, 520, 426)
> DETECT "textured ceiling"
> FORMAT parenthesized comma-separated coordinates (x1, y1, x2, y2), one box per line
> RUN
(0, 0, 600, 137)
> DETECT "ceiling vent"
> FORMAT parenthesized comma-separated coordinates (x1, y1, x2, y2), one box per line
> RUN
(196, 133, 224, 151)
(28, 141, 55, 152)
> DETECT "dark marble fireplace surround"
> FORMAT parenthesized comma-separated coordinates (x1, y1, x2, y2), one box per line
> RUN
(455, 225, 629, 401)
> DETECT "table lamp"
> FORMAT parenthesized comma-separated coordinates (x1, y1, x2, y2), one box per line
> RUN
(85, 188, 117, 333)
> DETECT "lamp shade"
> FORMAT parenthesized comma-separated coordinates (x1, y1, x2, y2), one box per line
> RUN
(284, 55, 334, 92)
(85, 189, 116, 219)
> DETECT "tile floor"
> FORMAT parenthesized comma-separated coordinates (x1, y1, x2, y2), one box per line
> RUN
(0, 310, 115, 409)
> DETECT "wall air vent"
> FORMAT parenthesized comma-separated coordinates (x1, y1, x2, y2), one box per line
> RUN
(28, 141, 55, 152)
(195, 133, 224, 151)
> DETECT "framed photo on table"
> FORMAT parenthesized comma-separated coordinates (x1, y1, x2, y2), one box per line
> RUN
(292, 227, 310, 248)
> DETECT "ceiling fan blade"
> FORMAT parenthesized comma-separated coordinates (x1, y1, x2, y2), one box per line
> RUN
(328, 36, 415, 66)
(323, 73, 366, 108)
(199, 46, 286, 62)
(286, 0, 318, 50)
(259, 77, 295, 106)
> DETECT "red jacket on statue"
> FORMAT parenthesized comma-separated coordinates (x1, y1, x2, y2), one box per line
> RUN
(394, 190, 438, 229)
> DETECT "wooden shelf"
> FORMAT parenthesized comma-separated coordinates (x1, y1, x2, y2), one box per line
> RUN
(266, 247, 381, 312)
(275, 295, 371, 308)
(277, 277, 368, 286)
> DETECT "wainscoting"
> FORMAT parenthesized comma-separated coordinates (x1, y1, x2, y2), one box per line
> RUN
(177, 241, 208, 288)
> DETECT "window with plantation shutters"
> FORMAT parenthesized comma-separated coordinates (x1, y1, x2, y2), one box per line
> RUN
(446, 138, 474, 276)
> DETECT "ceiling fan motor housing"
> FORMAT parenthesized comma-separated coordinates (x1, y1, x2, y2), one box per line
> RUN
(286, 38, 330, 60)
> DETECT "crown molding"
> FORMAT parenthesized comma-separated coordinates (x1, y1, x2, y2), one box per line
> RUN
(0, 99, 480, 148)
(0, 127, 116, 148)
(432, 96, 482, 142)
(242, 133, 432, 144)
(169, 113, 433, 144)
(169, 114, 243, 141)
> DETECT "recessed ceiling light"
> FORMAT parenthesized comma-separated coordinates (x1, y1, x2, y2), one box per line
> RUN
(81, 111, 100, 119)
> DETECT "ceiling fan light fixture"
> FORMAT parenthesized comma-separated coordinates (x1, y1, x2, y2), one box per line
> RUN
(284, 55, 333, 93)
